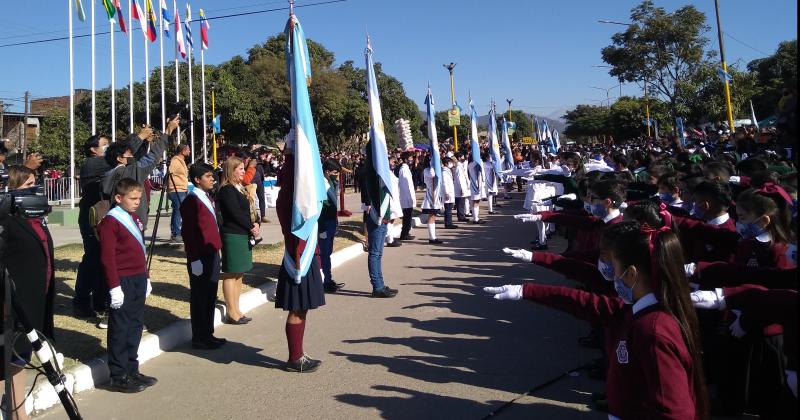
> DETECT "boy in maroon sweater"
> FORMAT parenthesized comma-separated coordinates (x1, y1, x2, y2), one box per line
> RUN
(180, 163, 226, 350)
(98, 178, 157, 393)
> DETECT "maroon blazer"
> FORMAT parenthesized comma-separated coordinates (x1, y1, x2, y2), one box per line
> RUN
(674, 214, 738, 262)
(538, 210, 623, 251)
(98, 211, 147, 289)
(180, 193, 222, 261)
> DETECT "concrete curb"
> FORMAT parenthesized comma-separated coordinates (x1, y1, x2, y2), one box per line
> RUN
(28, 242, 365, 416)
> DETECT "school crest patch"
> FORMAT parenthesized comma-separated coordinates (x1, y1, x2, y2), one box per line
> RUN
(616, 340, 629, 364)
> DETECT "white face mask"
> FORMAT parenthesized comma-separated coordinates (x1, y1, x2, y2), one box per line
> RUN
(101, 145, 109, 156)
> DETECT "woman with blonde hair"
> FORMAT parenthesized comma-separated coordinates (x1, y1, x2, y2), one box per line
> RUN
(217, 156, 260, 324)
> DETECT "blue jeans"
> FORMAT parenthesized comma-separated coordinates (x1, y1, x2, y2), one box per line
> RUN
(168, 191, 187, 237)
(366, 217, 388, 291)
(318, 218, 338, 283)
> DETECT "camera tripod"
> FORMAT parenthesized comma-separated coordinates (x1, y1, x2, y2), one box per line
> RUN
(146, 161, 182, 272)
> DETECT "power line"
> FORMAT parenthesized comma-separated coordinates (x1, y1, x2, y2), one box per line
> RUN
(0, 0, 346, 49)
(723, 31, 772, 58)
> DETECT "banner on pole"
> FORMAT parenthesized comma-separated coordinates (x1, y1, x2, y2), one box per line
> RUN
(507, 121, 516, 136)
(522, 136, 536, 144)
(447, 107, 460, 127)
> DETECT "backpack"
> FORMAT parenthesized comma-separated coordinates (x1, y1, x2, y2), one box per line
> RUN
(89, 170, 123, 236)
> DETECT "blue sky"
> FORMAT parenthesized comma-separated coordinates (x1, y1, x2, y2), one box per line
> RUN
(0, 0, 796, 119)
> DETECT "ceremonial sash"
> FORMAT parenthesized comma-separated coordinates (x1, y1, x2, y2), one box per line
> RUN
(107, 206, 146, 258)
(189, 189, 216, 222)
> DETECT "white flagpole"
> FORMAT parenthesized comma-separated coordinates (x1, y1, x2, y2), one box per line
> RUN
(111, 19, 116, 142)
(144, 36, 150, 126)
(201, 47, 207, 162)
(128, 0, 134, 133)
(188, 42, 195, 161)
(174, 0, 180, 143)
(69, 0, 76, 208)
(159, 3, 165, 131)
(91, 0, 96, 135)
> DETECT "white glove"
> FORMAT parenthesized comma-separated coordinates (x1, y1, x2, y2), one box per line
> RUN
(690, 288, 726, 310)
(513, 213, 541, 222)
(502, 247, 533, 262)
(190, 259, 203, 276)
(483, 285, 524, 300)
(729, 175, 741, 185)
(319, 231, 328, 239)
(560, 193, 577, 201)
(684, 263, 697, 278)
(320, 269, 325, 285)
(146, 279, 152, 298)
(729, 309, 746, 338)
(109, 286, 125, 309)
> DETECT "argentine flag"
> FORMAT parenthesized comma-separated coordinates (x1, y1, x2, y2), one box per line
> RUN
(500, 117, 514, 171)
(284, 13, 327, 283)
(553, 129, 561, 153)
(469, 98, 483, 167)
(487, 104, 504, 175)
(425, 86, 443, 195)
(364, 36, 396, 224)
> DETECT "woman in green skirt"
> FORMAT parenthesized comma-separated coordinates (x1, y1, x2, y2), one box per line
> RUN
(217, 156, 260, 324)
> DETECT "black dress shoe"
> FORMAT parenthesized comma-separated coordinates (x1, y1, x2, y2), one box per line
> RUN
(209, 336, 227, 344)
(399, 235, 415, 241)
(385, 241, 402, 247)
(324, 282, 345, 293)
(72, 304, 97, 319)
(239, 315, 252, 323)
(286, 354, 322, 373)
(109, 376, 147, 393)
(191, 339, 225, 350)
(470, 219, 487, 225)
(371, 286, 398, 298)
(429, 239, 444, 244)
(444, 225, 459, 229)
(224, 316, 249, 325)
(129, 372, 158, 387)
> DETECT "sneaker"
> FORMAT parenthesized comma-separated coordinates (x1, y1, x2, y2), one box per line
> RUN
(108, 376, 147, 393)
(428, 239, 444, 245)
(96, 312, 109, 329)
(170, 235, 183, 243)
(385, 241, 402, 248)
(129, 372, 158, 387)
(73, 304, 97, 319)
(286, 354, 322, 373)
(371, 286, 398, 298)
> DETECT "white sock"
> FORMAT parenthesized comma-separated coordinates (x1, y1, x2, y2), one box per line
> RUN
(386, 231, 394, 244)
(536, 221, 547, 244)
(427, 222, 436, 240)
(487, 196, 494, 213)
(473, 204, 480, 221)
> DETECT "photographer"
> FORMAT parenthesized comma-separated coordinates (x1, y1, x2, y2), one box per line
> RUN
(1, 166, 56, 420)
(102, 119, 179, 231)
(73, 134, 112, 318)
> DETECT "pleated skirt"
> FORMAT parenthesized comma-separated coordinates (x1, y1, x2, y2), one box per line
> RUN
(274, 258, 326, 312)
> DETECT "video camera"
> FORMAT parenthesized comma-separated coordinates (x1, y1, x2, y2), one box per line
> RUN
(0, 186, 52, 219)
(172, 101, 192, 131)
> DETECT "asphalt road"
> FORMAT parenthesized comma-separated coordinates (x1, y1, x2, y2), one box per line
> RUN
(38, 192, 605, 420)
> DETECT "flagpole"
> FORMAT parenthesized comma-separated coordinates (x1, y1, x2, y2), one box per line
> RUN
(111, 19, 116, 142)
(211, 85, 217, 168)
(188, 47, 195, 161)
(713, 0, 736, 133)
(144, 36, 150, 126)
(159, 1, 165, 131)
(69, 0, 76, 208)
(201, 47, 207, 162)
(91, 0, 96, 135)
(128, 0, 134, 133)
(174, 0, 180, 143)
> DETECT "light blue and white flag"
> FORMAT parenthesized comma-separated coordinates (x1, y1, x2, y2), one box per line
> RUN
(284, 12, 327, 283)
(184, 3, 193, 52)
(552, 129, 561, 152)
(469, 97, 483, 167)
(500, 117, 514, 171)
(717, 67, 733, 84)
(364, 36, 395, 224)
(160, 0, 171, 37)
(487, 104, 503, 175)
(425, 85, 442, 194)
(211, 114, 221, 134)
(749, 100, 759, 131)
(675, 117, 687, 147)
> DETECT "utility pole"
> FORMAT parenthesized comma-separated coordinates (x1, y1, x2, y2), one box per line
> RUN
(713, 0, 736, 133)
(22, 91, 30, 160)
(0, 100, 4, 141)
(443, 62, 458, 152)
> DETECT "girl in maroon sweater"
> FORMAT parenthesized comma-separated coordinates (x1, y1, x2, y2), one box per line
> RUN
(486, 221, 708, 419)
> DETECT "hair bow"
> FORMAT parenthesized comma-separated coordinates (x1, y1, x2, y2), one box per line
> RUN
(756, 182, 794, 208)
(657, 202, 673, 229)
(641, 222, 673, 285)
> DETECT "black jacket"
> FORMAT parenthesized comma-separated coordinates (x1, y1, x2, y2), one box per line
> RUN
(217, 184, 252, 235)
(78, 156, 113, 227)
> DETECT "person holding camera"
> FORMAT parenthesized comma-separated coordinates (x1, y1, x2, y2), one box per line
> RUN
(1, 166, 56, 420)
(167, 144, 190, 243)
(217, 156, 259, 325)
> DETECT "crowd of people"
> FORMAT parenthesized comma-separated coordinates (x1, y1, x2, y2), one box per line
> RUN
(0, 106, 796, 419)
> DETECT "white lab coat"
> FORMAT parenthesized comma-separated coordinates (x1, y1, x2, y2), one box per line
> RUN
(421, 167, 443, 210)
(454, 160, 470, 198)
(483, 161, 498, 195)
(389, 171, 403, 219)
(468, 161, 486, 201)
(442, 166, 456, 204)
(397, 163, 416, 209)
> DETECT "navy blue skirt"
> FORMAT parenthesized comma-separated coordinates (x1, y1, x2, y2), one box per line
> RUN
(274, 258, 326, 312)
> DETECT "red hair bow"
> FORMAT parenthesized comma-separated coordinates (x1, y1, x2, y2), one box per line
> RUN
(756, 182, 794, 207)
(658, 202, 673, 229)
(641, 223, 672, 285)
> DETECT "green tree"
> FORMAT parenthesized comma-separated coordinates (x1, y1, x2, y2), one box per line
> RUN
(607, 96, 670, 140)
(34, 107, 91, 171)
(747, 39, 797, 118)
(683, 60, 757, 124)
(563, 105, 611, 142)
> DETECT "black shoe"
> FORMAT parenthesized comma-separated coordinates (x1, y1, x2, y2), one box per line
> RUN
(286, 354, 322, 373)
(224, 316, 249, 325)
(429, 239, 444, 245)
(488, 211, 498, 214)
(239, 315, 252, 323)
(73, 304, 97, 318)
(371, 286, 398, 298)
(444, 225, 459, 229)
(96, 312, 109, 329)
(470, 219, 486, 225)
(399, 235, 415, 241)
(129, 372, 158, 387)
(109, 376, 147, 393)
(532, 243, 549, 251)
(324, 282, 345, 293)
(385, 241, 402, 247)
(209, 336, 227, 344)
(191, 339, 225, 350)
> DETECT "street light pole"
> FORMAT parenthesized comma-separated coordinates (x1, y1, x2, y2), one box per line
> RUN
(444, 62, 458, 152)
(713, 0, 736, 133)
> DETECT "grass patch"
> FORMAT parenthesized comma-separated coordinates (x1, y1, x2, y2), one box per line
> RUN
(51, 218, 366, 368)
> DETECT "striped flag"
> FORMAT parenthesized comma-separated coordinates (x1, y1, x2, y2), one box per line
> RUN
(174, 4, 186, 58)
(199, 8, 209, 49)
(364, 36, 396, 225)
(500, 117, 514, 171)
(145, 0, 158, 42)
(749, 100, 759, 131)
(184, 4, 193, 52)
(424, 85, 442, 195)
(75, 0, 86, 21)
(284, 13, 327, 283)
(101, 0, 116, 21)
(132, 0, 148, 39)
(717, 67, 733, 84)
(211, 114, 221, 133)
(114, 0, 127, 34)
(160, 0, 171, 37)
(553, 129, 561, 152)
(468, 98, 483, 167)
(675, 117, 687, 146)
(487, 104, 503, 175)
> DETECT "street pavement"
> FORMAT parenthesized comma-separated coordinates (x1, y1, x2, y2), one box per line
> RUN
(38, 192, 605, 419)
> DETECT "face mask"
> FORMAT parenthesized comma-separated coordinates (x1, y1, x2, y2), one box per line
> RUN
(101, 145, 109, 156)
(786, 244, 797, 266)
(613, 268, 637, 305)
(689, 202, 705, 219)
(583, 202, 593, 213)
(597, 258, 615, 282)
(591, 202, 608, 219)
(736, 220, 766, 240)
(659, 192, 675, 203)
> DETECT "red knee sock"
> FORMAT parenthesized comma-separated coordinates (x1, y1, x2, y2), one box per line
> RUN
(285, 320, 306, 362)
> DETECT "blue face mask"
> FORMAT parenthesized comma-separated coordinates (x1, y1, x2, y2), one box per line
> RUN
(659, 192, 675, 203)
(597, 258, 615, 282)
(736, 220, 766, 240)
(591, 202, 608, 219)
(613, 268, 637, 304)
(689, 202, 705, 220)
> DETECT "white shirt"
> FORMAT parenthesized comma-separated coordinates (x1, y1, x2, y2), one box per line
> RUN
(632, 293, 658, 315)
(707, 213, 730, 226)
(454, 161, 470, 197)
(483, 161, 498, 194)
(388, 171, 402, 219)
(421, 167, 443, 210)
(397, 163, 416, 209)
(442, 166, 456, 204)
(603, 208, 621, 223)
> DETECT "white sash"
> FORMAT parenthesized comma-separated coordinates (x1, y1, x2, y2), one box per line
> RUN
(189, 189, 216, 222)
(107, 206, 146, 258)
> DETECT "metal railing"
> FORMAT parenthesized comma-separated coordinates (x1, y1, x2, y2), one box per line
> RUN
(43, 177, 81, 205)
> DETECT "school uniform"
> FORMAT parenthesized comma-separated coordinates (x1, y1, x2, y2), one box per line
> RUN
(483, 160, 499, 196)
(398, 163, 416, 238)
(442, 166, 456, 227)
(420, 167, 442, 213)
(521, 284, 699, 419)
(468, 160, 486, 201)
(536, 209, 624, 252)
(529, 251, 615, 296)
(180, 189, 223, 344)
(674, 213, 737, 262)
(453, 160, 470, 220)
(98, 207, 148, 380)
(318, 175, 340, 284)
